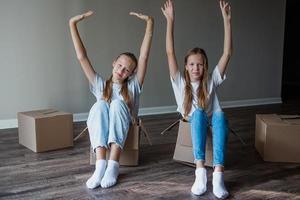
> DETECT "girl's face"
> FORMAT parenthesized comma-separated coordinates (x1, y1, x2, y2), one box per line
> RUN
(185, 54, 204, 82)
(112, 55, 136, 83)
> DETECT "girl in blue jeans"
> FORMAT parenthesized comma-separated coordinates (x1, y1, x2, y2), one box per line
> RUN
(69, 10, 153, 189)
(162, 0, 232, 198)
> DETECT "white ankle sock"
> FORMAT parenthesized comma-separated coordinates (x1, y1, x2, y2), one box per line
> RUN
(191, 168, 207, 195)
(86, 159, 107, 189)
(101, 160, 119, 188)
(213, 172, 229, 199)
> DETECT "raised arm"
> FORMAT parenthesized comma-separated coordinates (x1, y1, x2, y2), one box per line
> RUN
(129, 12, 154, 86)
(69, 11, 96, 85)
(161, 0, 179, 80)
(217, 0, 232, 78)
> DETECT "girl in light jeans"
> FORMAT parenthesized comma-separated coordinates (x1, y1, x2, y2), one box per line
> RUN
(69, 10, 153, 189)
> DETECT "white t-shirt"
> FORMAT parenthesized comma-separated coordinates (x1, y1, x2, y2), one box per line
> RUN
(89, 73, 142, 119)
(171, 66, 226, 118)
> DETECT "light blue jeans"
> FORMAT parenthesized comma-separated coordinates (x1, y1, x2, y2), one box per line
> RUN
(190, 108, 229, 167)
(87, 99, 131, 152)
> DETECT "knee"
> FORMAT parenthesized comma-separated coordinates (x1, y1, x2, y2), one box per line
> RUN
(212, 112, 228, 132)
(212, 112, 227, 124)
(98, 99, 109, 108)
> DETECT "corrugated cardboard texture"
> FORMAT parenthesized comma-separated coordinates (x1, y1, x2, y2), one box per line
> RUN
(173, 120, 213, 167)
(18, 109, 73, 152)
(90, 123, 140, 166)
(255, 114, 300, 163)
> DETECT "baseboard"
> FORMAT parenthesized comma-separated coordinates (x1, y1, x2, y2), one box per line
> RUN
(138, 105, 177, 116)
(221, 97, 282, 108)
(0, 97, 282, 129)
(0, 119, 18, 130)
(73, 113, 89, 122)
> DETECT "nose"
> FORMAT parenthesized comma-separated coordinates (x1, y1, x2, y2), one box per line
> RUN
(118, 68, 126, 75)
(193, 65, 200, 72)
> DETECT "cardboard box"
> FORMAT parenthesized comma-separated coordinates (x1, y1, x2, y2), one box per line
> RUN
(90, 123, 140, 166)
(173, 120, 213, 167)
(255, 114, 300, 163)
(18, 109, 73, 152)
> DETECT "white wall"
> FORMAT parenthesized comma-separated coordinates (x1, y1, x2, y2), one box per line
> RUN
(0, 0, 286, 127)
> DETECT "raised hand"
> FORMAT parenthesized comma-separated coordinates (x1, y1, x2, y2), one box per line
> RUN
(217, 0, 232, 78)
(219, 0, 231, 21)
(129, 12, 153, 22)
(129, 12, 154, 86)
(69, 11, 94, 25)
(161, 0, 174, 22)
(69, 10, 96, 85)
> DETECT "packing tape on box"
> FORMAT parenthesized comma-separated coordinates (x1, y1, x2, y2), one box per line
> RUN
(280, 115, 300, 125)
(42, 110, 60, 115)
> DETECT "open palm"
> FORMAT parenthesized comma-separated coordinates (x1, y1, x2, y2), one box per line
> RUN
(161, 0, 174, 21)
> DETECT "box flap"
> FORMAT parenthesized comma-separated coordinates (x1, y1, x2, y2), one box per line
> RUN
(280, 115, 300, 125)
(258, 114, 300, 126)
(18, 109, 72, 119)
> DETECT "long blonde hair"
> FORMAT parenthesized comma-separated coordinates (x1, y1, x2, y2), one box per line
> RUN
(102, 52, 137, 110)
(183, 48, 209, 117)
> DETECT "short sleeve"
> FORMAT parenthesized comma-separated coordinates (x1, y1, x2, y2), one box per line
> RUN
(212, 66, 226, 87)
(170, 71, 185, 113)
(89, 73, 105, 99)
(128, 74, 142, 94)
(170, 71, 184, 91)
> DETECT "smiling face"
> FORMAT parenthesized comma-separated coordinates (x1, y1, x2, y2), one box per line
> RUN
(112, 54, 136, 83)
(185, 53, 205, 82)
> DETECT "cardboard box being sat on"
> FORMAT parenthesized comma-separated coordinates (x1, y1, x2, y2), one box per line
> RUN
(90, 119, 151, 166)
(90, 123, 140, 166)
(255, 114, 300, 163)
(18, 109, 74, 152)
(173, 120, 213, 167)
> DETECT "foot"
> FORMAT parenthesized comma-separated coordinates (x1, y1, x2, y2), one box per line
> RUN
(101, 160, 119, 188)
(213, 171, 229, 199)
(191, 168, 207, 195)
(86, 159, 107, 189)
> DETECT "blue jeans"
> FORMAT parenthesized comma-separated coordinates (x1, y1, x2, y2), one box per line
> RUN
(87, 99, 131, 151)
(190, 108, 229, 166)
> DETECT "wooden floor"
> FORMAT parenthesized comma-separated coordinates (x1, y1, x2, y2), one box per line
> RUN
(1, 102, 300, 200)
